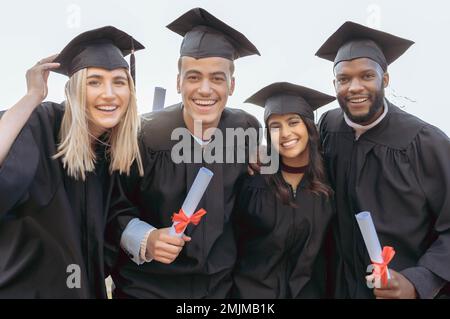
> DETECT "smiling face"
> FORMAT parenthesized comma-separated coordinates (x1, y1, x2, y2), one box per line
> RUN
(177, 56, 235, 133)
(334, 58, 389, 125)
(267, 113, 310, 166)
(86, 67, 130, 137)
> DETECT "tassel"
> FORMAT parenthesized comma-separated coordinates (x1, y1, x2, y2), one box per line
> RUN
(130, 38, 136, 85)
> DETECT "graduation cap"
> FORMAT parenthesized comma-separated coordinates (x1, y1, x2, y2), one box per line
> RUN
(53, 26, 145, 82)
(167, 7, 260, 60)
(315, 21, 414, 71)
(245, 82, 336, 123)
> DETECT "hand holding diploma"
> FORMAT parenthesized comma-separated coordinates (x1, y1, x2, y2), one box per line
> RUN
(355, 211, 395, 289)
(372, 269, 418, 299)
(145, 167, 213, 264)
(145, 228, 191, 264)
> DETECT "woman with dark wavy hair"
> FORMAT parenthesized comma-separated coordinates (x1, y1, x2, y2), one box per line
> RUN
(232, 82, 335, 298)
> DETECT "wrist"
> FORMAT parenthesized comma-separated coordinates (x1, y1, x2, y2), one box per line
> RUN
(25, 91, 44, 105)
(142, 229, 155, 262)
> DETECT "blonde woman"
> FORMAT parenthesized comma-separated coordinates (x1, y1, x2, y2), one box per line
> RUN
(0, 26, 143, 298)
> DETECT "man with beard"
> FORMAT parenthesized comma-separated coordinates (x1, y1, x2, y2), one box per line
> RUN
(317, 21, 450, 299)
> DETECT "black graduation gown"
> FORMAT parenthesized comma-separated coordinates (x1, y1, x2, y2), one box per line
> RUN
(0, 102, 108, 298)
(107, 103, 260, 298)
(231, 173, 334, 298)
(319, 101, 450, 298)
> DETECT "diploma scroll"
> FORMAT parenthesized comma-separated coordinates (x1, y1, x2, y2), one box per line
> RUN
(355, 211, 394, 288)
(169, 167, 214, 237)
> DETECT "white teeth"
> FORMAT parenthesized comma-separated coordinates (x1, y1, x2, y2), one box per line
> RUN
(96, 105, 117, 111)
(194, 99, 216, 106)
(349, 98, 368, 103)
(281, 139, 298, 148)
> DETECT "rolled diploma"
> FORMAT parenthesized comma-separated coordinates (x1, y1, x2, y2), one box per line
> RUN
(355, 211, 391, 281)
(169, 167, 214, 237)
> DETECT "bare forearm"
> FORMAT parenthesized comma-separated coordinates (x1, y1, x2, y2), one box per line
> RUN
(0, 94, 41, 165)
(0, 54, 60, 166)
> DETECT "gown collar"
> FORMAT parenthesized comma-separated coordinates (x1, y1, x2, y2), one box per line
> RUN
(344, 99, 389, 140)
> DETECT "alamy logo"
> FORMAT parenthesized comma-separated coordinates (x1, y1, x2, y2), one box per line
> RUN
(170, 120, 280, 174)
(366, 264, 381, 289)
(66, 4, 81, 29)
(66, 264, 81, 289)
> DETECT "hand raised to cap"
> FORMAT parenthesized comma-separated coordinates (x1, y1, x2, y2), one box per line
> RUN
(26, 54, 60, 103)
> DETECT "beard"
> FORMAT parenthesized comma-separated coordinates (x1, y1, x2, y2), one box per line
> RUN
(338, 88, 385, 124)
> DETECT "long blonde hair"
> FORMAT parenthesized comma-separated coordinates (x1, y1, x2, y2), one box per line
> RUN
(54, 68, 144, 180)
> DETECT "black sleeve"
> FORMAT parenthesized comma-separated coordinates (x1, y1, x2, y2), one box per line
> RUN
(408, 125, 450, 285)
(401, 266, 446, 299)
(0, 125, 39, 217)
(105, 171, 142, 245)
(0, 103, 61, 217)
(104, 136, 155, 269)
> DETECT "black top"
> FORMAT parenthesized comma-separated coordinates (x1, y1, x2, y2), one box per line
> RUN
(0, 103, 110, 298)
(319, 101, 450, 298)
(232, 173, 334, 298)
(167, 7, 260, 61)
(107, 103, 261, 298)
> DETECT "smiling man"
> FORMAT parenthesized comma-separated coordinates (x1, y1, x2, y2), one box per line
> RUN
(317, 22, 450, 299)
(106, 8, 261, 298)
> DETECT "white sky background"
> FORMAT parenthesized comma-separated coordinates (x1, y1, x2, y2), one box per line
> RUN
(1, 0, 449, 135)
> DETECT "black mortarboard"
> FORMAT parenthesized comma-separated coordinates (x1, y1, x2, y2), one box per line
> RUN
(245, 82, 335, 123)
(53, 26, 144, 82)
(315, 21, 414, 71)
(166, 7, 260, 60)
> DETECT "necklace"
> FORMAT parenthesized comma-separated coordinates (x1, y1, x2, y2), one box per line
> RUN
(280, 161, 308, 174)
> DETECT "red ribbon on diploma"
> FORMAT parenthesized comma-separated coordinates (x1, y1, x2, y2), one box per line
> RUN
(171, 208, 207, 234)
(371, 246, 395, 287)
